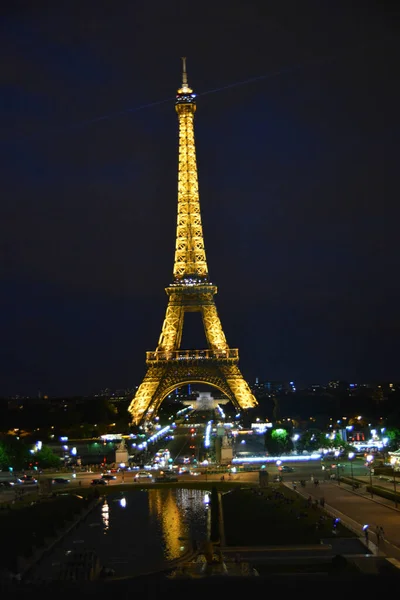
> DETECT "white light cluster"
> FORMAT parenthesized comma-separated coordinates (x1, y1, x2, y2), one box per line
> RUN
(251, 423, 271, 434)
(176, 406, 193, 416)
(216, 404, 225, 419)
(101, 433, 124, 441)
(204, 420, 213, 448)
(352, 439, 388, 450)
(147, 425, 170, 444)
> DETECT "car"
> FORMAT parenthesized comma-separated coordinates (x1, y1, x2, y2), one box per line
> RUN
(134, 471, 152, 481)
(19, 475, 38, 484)
(280, 465, 294, 473)
(0, 481, 16, 488)
(52, 478, 70, 484)
(101, 474, 117, 481)
(91, 479, 108, 486)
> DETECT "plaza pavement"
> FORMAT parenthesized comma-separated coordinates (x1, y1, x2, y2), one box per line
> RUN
(286, 479, 400, 563)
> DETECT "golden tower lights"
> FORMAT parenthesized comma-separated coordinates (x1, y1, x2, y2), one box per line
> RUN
(128, 59, 257, 424)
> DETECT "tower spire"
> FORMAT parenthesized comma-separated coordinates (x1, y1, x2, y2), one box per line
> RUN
(174, 58, 208, 283)
(181, 56, 188, 88)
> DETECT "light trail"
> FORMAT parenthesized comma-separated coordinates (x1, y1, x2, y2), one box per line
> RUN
(204, 421, 213, 449)
(232, 454, 322, 464)
(147, 425, 170, 444)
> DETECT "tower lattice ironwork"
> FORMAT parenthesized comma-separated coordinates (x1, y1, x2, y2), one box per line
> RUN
(128, 59, 257, 424)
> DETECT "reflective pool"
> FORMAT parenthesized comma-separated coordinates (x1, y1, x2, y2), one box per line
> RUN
(33, 488, 210, 579)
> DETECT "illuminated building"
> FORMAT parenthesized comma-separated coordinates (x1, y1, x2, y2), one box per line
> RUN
(128, 59, 257, 424)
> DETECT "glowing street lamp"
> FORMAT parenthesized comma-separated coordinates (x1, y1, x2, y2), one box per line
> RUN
(390, 456, 398, 508)
(348, 452, 355, 487)
(366, 454, 374, 498)
(334, 450, 341, 485)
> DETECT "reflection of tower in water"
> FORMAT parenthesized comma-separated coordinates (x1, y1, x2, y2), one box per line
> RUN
(101, 499, 109, 534)
(148, 489, 186, 560)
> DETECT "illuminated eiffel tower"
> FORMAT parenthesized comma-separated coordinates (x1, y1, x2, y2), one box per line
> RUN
(128, 59, 257, 425)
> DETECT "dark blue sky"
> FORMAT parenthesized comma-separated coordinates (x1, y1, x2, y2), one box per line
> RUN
(1, 1, 398, 396)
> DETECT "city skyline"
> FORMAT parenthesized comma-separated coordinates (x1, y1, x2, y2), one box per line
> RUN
(1, 2, 398, 396)
(3, 378, 399, 402)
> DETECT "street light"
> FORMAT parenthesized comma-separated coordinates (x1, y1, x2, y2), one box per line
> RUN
(334, 450, 340, 486)
(348, 452, 355, 488)
(390, 457, 398, 508)
(366, 454, 374, 498)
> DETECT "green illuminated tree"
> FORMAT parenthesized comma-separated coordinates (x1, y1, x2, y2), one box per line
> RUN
(0, 442, 10, 470)
(34, 445, 61, 469)
(386, 428, 400, 449)
(265, 428, 293, 455)
(0, 436, 30, 470)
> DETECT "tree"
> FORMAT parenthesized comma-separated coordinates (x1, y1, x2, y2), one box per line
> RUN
(0, 442, 10, 470)
(329, 432, 343, 449)
(0, 436, 30, 470)
(348, 417, 368, 428)
(296, 430, 322, 453)
(34, 445, 61, 469)
(272, 396, 280, 421)
(81, 397, 117, 425)
(265, 428, 293, 455)
(386, 428, 400, 450)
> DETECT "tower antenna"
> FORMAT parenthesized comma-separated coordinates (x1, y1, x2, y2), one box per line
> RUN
(181, 56, 188, 88)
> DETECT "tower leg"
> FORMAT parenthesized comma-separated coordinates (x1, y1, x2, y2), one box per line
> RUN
(201, 303, 228, 352)
(157, 303, 184, 353)
(219, 364, 258, 411)
(128, 365, 167, 425)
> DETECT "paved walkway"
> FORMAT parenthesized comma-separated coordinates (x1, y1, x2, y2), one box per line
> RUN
(286, 481, 400, 560)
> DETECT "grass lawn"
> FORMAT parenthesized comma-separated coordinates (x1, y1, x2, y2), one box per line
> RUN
(222, 486, 354, 546)
(0, 493, 95, 571)
(0, 490, 39, 509)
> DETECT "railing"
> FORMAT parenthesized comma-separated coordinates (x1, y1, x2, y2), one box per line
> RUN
(146, 348, 239, 362)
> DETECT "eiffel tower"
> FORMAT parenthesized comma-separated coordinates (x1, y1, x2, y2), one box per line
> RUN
(128, 59, 257, 425)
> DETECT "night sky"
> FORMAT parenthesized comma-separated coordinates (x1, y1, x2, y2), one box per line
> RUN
(1, 1, 398, 397)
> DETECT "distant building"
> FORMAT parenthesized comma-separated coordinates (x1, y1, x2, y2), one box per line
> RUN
(181, 391, 228, 410)
(251, 380, 295, 395)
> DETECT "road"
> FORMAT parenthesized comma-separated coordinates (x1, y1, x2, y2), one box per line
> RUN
(0, 458, 367, 502)
(0, 456, 361, 500)
(0, 447, 392, 496)
(0, 469, 260, 504)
